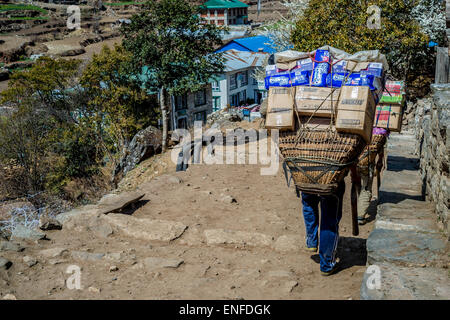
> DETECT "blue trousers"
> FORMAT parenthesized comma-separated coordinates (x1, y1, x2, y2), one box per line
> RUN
(301, 181, 345, 272)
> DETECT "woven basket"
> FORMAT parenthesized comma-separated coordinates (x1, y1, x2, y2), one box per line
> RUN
(279, 128, 366, 195)
(357, 134, 387, 168)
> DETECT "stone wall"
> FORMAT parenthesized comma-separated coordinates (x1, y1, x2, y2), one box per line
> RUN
(414, 84, 450, 238)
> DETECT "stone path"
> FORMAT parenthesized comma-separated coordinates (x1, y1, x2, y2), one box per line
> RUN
(360, 133, 450, 300)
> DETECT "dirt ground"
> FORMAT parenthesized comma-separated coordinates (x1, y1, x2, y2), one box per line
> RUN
(0, 136, 377, 300)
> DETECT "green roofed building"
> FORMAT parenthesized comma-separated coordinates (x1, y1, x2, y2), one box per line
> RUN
(200, 0, 249, 26)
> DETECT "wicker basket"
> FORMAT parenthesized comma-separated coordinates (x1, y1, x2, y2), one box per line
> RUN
(357, 134, 387, 168)
(279, 128, 366, 195)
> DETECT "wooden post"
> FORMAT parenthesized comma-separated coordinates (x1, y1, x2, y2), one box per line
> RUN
(435, 47, 449, 84)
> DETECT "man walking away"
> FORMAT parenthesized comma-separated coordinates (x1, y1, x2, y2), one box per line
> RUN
(301, 180, 345, 276)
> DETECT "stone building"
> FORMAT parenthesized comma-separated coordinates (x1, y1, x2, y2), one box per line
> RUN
(200, 0, 249, 26)
(171, 84, 213, 130)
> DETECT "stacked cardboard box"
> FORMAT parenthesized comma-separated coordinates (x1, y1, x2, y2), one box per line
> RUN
(335, 86, 376, 143)
(264, 48, 387, 142)
(373, 81, 405, 132)
(265, 87, 295, 131)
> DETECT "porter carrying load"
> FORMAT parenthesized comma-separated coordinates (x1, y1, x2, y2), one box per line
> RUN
(265, 46, 387, 195)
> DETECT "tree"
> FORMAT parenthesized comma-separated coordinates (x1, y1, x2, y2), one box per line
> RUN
(290, 0, 435, 95)
(121, 0, 224, 151)
(0, 57, 81, 194)
(80, 44, 159, 163)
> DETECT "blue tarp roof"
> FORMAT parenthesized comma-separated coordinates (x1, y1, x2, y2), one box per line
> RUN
(216, 35, 277, 54)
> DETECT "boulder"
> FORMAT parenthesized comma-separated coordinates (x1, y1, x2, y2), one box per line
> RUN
(104, 214, 187, 242)
(39, 215, 62, 231)
(0, 257, 12, 270)
(97, 191, 145, 215)
(113, 125, 162, 181)
(0, 241, 24, 252)
(11, 224, 46, 241)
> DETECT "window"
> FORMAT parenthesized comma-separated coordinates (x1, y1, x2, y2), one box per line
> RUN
(212, 80, 220, 92)
(194, 111, 207, 124)
(194, 89, 206, 106)
(242, 90, 246, 103)
(213, 96, 221, 111)
(175, 94, 187, 111)
(230, 74, 237, 90)
(241, 70, 248, 86)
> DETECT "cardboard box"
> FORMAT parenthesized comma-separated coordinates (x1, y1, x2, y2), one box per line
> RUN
(299, 116, 333, 130)
(265, 87, 295, 131)
(336, 86, 376, 143)
(295, 86, 341, 118)
(373, 104, 403, 132)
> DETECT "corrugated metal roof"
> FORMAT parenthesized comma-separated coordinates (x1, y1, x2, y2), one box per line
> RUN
(203, 0, 249, 9)
(222, 49, 269, 72)
(233, 36, 276, 54)
(216, 35, 277, 54)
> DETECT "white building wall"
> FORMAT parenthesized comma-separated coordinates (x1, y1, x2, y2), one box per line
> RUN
(212, 67, 267, 110)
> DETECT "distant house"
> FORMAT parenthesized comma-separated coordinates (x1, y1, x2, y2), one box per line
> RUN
(171, 84, 213, 130)
(210, 49, 269, 111)
(215, 35, 276, 54)
(200, 0, 249, 26)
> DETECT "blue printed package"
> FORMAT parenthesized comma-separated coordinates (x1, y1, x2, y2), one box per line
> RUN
(360, 62, 384, 78)
(344, 73, 376, 90)
(311, 50, 330, 87)
(265, 65, 279, 77)
(331, 60, 347, 74)
(292, 58, 314, 72)
(265, 71, 291, 89)
(326, 72, 349, 88)
(290, 70, 310, 86)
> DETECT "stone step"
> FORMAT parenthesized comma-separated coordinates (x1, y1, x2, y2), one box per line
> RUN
(360, 263, 450, 300)
(366, 228, 447, 267)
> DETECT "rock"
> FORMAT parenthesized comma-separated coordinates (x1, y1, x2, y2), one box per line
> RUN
(97, 192, 146, 214)
(109, 266, 119, 272)
(2, 294, 16, 300)
(63, 211, 113, 238)
(0, 241, 24, 252)
(88, 287, 101, 293)
(71, 251, 105, 261)
(55, 205, 99, 225)
(142, 257, 184, 271)
(39, 215, 62, 231)
(204, 229, 273, 247)
(11, 224, 46, 241)
(23, 256, 37, 267)
(48, 259, 65, 265)
(284, 281, 298, 293)
(105, 252, 123, 261)
(104, 214, 187, 242)
(0, 257, 12, 270)
(220, 195, 237, 204)
(39, 247, 68, 259)
(113, 125, 162, 180)
(273, 235, 303, 252)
